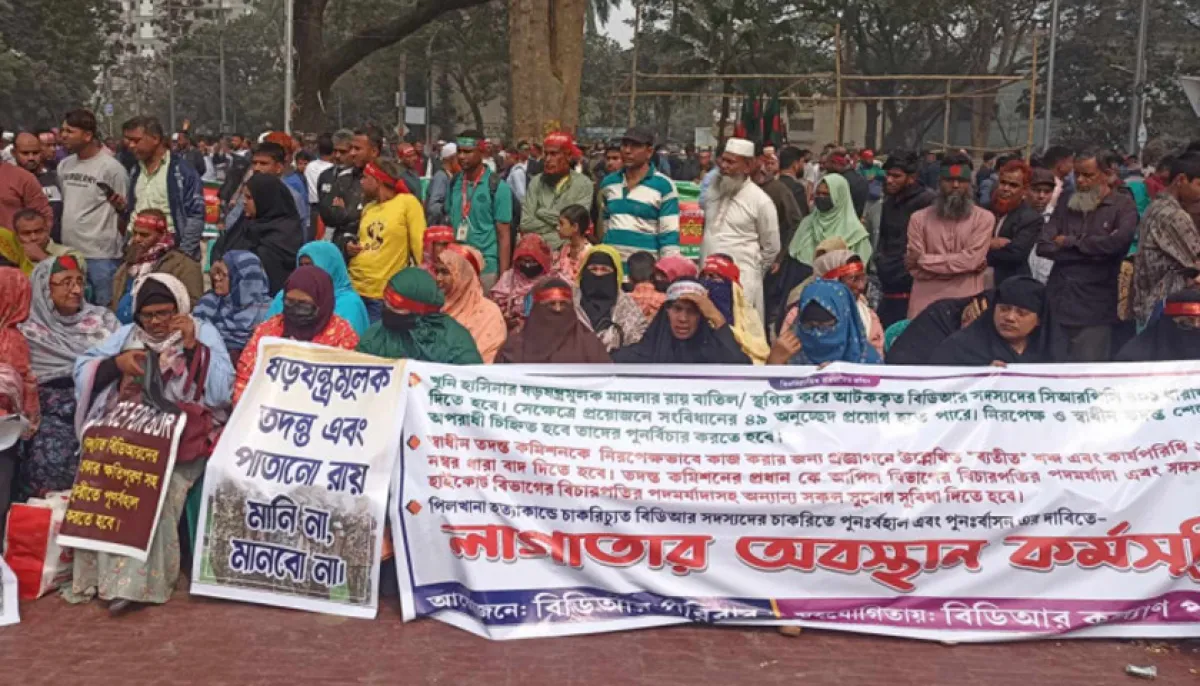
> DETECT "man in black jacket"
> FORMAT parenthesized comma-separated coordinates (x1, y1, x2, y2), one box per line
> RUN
(874, 151, 935, 327)
(318, 126, 380, 252)
(986, 160, 1043, 286)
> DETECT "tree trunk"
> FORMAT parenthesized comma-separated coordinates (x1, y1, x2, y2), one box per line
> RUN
(864, 100, 879, 150)
(293, 0, 328, 131)
(509, 0, 586, 141)
(450, 70, 486, 133)
(970, 90, 997, 158)
(717, 77, 733, 144)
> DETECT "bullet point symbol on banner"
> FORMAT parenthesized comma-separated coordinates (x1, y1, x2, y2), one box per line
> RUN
(406, 500, 422, 515)
(407, 436, 421, 450)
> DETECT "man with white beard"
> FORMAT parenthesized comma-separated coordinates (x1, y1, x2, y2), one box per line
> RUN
(701, 138, 780, 321)
(904, 153, 994, 318)
(1037, 149, 1138, 361)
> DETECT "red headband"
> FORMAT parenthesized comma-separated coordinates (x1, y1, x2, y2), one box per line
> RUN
(1163, 301, 1200, 317)
(823, 262, 865, 280)
(425, 226, 455, 245)
(534, 287, 574, 304)
(383, 287, 441, 315)
(447, 244, 482, 276)
(134, 213, 168, 233)
(364, 162, 411, 195)
(702, 256, 741, 285)
(544, 132, 582, 159)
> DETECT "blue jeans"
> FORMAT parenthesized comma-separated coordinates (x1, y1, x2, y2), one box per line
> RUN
(363, 296, 383, 323)
(87, 258, 122, 308)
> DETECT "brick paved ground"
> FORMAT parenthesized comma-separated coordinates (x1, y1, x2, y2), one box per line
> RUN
(3, 586, 1199, 685)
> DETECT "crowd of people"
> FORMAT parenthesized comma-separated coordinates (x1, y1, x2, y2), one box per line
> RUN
(0, 105, 1199, 616)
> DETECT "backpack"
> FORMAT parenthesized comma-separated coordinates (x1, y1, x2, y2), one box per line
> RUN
(450, 170, 522, 251)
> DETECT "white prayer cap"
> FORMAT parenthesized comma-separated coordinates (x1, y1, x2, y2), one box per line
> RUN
(441, 142, 458, 159)
(724, 137, 755, 158)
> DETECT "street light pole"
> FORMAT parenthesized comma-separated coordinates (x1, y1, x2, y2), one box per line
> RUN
(1127, 0, 1149, 155)
(219, 0, 227, 134)
(1043, 0, 1059, 152)
(284, 0, 294, 133)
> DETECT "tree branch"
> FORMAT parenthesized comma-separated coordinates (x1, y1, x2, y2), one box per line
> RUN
(319, 0, 492, 88)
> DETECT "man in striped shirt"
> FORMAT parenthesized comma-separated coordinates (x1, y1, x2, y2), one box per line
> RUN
(599, 126, 681, 263)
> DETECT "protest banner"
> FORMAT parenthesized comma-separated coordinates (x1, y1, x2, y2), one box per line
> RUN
(0, 555, 17, 626)
(190, 339, 405, 619)
(56, 400, 184, 561)
(393, 361, 1200, 641)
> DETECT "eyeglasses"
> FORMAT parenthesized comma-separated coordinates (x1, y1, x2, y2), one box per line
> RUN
(137, 309, 177, 324)
(49, 277, 85, 290)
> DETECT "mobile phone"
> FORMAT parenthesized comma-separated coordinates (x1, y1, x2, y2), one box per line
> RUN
(96, 181, 115, 198)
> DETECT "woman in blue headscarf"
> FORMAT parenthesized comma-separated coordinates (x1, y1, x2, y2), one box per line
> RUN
(192, 250, 271, 365)
(266, 242, 369, 335)
(768, 279, 882, 366)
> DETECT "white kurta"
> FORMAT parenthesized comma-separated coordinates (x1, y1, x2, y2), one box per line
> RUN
(701, 181, 781, 319)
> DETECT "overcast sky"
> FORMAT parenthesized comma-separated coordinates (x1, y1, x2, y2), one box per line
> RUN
(603, 3, 636, 47)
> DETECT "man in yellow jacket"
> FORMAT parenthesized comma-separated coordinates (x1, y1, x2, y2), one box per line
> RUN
(348, 159, 426, 321)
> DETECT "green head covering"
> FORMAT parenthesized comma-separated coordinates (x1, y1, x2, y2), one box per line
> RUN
(387, 267, 445, 309)
(357, 268, 481, 364)
(788, 174, 872, 267)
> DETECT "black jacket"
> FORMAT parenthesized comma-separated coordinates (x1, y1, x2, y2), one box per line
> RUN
(1036, 191, 1138, 327)
(841, 168, 869, 218)
(875, 183, 936, 294)
(316, 165, 365, 251)
(219, 152, 251, 205)
(987, 201, 1043, 286)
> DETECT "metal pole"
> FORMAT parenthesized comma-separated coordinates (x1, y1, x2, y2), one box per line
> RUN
(1043, 0, 1058, 151)
(398, 51, 407, 141)
(1026, 32, 1039, 161)
(219, 0, 227, 133)
(168, 0, 176, 132)
(284, 0, 294, 134)
(942, 80, 951, 152)
(835, 23, 843, 145)
(628, 0, 642, 128)
(1128, 0, 1149, 155)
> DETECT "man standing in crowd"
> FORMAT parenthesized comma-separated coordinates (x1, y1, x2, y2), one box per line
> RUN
(1026, 167, 1058, 283)
(986, 160, 1043, 286)
(348, 159, 426, 322)
(0, 132, 53, 235)
(253, 141, 310, 229)
(174, 130, 206, 177)
(919, 151, 941, 190)
(1044, 145, 1076, 208)
(447, 130, 514, 289)
(124, 116, 205, 259)
(507, 143, 530, 204)
(754, 145, 803, 253)
(396, 143, 425, 202)
(592, 138, 625, 235)
(701, 137, 780, 319)
(778, 145, 811, 217)
(905, 153, 993, 318)
(976, 152, 997, 206)
(13, 131, 61, 238)
(322, 126, 379, 251)
(1037, 149, 1138, 361)
(520, 132, 594, 250)
(824, 146, 869, 218)
(1132, 154, 1200, 328)
(304, 133, 336, 221)
(600, 126, 681, 262)
(219, 132, 253, 206)
(425, 142, 458, 226)
(59, 109, 128, 306)
(874, 151, 935, 327)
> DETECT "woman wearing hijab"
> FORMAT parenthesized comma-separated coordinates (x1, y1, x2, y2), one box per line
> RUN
(265, 241, 370, 336)
(1117, 289, 1200, 362)
(220, 173, 303, 295)
(356, 267, 482, 364)
(789, 175, 873, 266)
(931, 277, 1054, 366)
(421, 225, 456, 274)
(491, 234, 555, 330)
(886, 291, 993, 365)
(16, 257, 119, 500)
(577, 246, 647, 352)
(69, 273, 233, 614)
(112, 209, 203, 323)
(699, 254, 770, 364)
(434, 247, 506, 363)
(235, 266, 360, 404)
(782, 250, 885, 358)
(0, 267, 37, 540)
(192, 250, 272, 365)
(497, 279, 611, 363)
(613, 279, 751, 365)
(0, 227, 34, 274)
(653, 254, 699, 291)
(769, 279, 882, 366)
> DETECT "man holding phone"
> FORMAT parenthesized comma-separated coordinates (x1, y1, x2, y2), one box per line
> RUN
(58, 108, 129, 307)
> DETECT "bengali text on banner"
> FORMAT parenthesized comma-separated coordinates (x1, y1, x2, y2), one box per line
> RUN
(392, 361, 1200, 641)
(190, 339, 406, 619)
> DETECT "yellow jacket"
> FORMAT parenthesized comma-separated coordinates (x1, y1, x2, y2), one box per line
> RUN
(349, 194, 427, 298)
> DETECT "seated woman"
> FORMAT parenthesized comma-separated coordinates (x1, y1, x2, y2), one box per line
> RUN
(16, 257, 119, 501)
(613, 279, 750, 365)
(192, 251, 272, 366)
(497, 279, 611, 364)
(578, 246, 647, 352)
(700, 253, 770, 364)
(112, 210, 203, 323)
(420, 225, 456, 274)
(885, 290, 993, 365)
(782, 250, 884, 358)
(768, 279, 882, 366)
(1116, 289, 1200, 362)
(627, 251, 665, 320)
(265, 242, 370, 336)
(69, 273, 233, 615)
(220, 174, 303, 295)
(0, 226, 34, 273)
(653, 254, 698, 291)
(491, 234, 555, 331)
(0, 267, 37, 540)
(930, 277, 1053, 366)
(357, 267, 482, 364)
(236, 266, 360, 403)
(434, 247, 507, 363)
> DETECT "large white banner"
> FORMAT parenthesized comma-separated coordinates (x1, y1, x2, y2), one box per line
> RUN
(191, 339, 405, 618)
(393, 361, 1200, 641)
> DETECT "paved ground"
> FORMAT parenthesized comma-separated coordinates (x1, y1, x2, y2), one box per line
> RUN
(3, 586, 1199, 685)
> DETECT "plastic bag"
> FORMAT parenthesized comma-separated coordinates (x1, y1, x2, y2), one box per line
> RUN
(3, 491, 73, 599)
